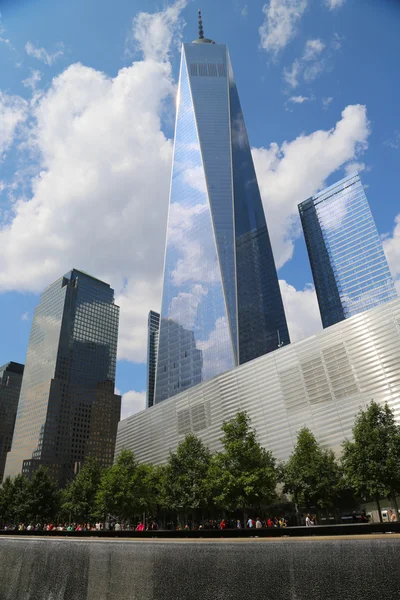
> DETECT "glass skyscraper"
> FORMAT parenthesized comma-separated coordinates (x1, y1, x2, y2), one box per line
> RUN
(0, 362, 24, 483)
(299, 172, 397, 328)
(4, 269, 121, 486)
(154, 18, 289, 404)
(146, 310, 160, 408)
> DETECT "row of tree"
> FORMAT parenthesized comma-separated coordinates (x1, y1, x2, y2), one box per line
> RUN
(1, 401, 400, 526)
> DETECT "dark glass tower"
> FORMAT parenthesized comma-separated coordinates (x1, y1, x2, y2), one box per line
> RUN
(146, 310, 160, 408)
(154, 15, 289, 404)
(4, 270, 121, 486)
(0, 362, 24, 483)
(299, 172, 397, 328)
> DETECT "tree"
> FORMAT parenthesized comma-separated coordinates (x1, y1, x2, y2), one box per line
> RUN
(61, 457, 103, 522)
(96, 449, 153, 523)
(281, 428, 342, 521)
(26, 467, 60, 523)
(207, 412, 277, 517)
(164, 433, 211, 518)
(0, 474, 30, 524)
(341, 401, 400, 522)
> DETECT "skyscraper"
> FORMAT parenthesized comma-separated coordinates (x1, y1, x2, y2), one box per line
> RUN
(4, 269, 120, 486)
(146, 310, 160, 408)
(298, 172, 397, 328)
(154, 13, 290, 404)
(0, 362, 24, 482)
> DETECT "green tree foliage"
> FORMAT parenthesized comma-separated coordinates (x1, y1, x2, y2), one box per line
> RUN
(164, 433, 211, 513)
(61, 457, 102, 522)
(341, 401, 400, 521)
(96, 449, 156, 522)
(207, 412, 277, 513)
(26, 466, 60, 523)
(281, 427, 342, 514)
(0, 474, 30, 523)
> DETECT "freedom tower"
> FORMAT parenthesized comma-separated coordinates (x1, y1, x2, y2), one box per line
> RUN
(154, 13, 289, 403)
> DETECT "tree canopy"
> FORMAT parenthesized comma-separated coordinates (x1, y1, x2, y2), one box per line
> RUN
(281, 427, 342, 513)
(341, 401, 400, 520)
(207, 411, 277, 513)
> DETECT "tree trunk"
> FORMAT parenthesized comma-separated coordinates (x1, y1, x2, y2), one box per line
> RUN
(376, 496, 383, 523)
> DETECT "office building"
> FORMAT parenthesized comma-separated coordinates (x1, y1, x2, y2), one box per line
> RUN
(4, 269, 121, 486)
(116, 297, 400, 466)
(299, 172, 397, 328)
(0, 362, 24, 482)
(155, 13, 289, 404)
(146, 310, 160, 408)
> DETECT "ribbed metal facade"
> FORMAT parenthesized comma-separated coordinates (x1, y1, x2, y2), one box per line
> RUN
(116, 298, 400, 464)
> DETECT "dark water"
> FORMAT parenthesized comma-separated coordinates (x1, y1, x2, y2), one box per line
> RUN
(0, 537, 398, 599)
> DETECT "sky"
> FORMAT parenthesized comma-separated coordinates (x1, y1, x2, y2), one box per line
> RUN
(0, 0, 399, 419)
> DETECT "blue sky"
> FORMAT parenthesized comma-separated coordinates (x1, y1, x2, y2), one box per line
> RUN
(0, 0, 399, 418)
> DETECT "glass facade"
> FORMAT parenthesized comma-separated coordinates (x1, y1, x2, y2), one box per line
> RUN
(146, 310, 160, 408)
(154, 41, 289, 404)
(0, 362, 24, 482)
(299, 172, 397, 328)
(4, 270, 121, 486)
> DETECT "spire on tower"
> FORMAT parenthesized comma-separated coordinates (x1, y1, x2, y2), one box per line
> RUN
(198, 9, 204, 39)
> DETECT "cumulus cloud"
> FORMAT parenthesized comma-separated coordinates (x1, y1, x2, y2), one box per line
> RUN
(252, 104, 370, 268)
(0, 92, 28, 157)
(383, 215, 400, 294)
(279, 280, 322, 341)
(25, 41, 64, 65)
(259, 0, 308, 56)
(344, 161, 365, 177)
(284, 36, 339, 89)
(121, 389, 146, 419)
(131, 0, 187, 61)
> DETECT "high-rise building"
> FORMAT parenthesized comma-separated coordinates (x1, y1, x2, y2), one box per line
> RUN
(0, 362, 24, 482)
(146, 310, 160, 408)
(4, 269, 121, 486)
(154, 14, 289, 404)
(298, 172, 397, 328)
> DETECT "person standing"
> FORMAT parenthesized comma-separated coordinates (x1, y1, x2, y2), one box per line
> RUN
(305, 514, 312, 526)
(247, 517, 253, 528)
(255, 518, 262, 529)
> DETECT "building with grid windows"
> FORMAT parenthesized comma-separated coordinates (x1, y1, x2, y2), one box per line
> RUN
(4, 270, 120, 486)
(298, 172, 397, 329)
(0, 362, 24, 483)
(146, 310, 160, 408)
(154, 15, 289, 404)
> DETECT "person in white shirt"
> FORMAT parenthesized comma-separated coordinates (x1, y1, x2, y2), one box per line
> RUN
(255, 518, 262, 529)
(305, 514, 312, 526)
(247, 518, 253, 528)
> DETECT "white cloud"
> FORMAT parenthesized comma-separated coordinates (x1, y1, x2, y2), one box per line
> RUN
(344, 161, 365, 176)
(21, 312, 29, 321)
(283, 59, 301, 88)
(279, 280, 322, 341)
(252, 104, 370, 269)
(241, 5, 249, 18)
(0, 2, 191, 365)
(383, 215, 400, 293)
(131, 0, 187, 61)
(22, 69, 42, 91)
(385, 131, 400, 150)
(303, 38, 325, 61)
(25, 41, 64, 66)
(259, 0, 308, 56)
(325, 0, 346, 10)
(121, 389, 146, 419)
(288, 95, 311, 103)
(322, 97, 333, 110)
(0, 92, 28, 157)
